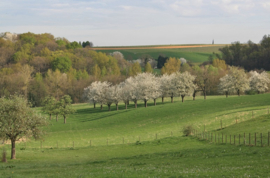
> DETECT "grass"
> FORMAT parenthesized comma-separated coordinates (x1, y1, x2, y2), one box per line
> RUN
(1, 93, 270, 177)
(94, 45, 225, 63)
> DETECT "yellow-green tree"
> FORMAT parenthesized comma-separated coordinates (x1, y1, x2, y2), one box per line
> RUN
(91, 64, 101, 78)
(161, 57, 181, 75)
(129, 62, 141, 76)
(212, 59, 227, 70)
(145, 62, 153, 73)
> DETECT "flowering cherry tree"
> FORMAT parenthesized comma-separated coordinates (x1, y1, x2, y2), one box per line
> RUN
(249, 71, 270, 94)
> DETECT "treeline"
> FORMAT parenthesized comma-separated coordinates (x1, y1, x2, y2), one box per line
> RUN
(218, 35, 270, 71)
(0, 32, 142, 106)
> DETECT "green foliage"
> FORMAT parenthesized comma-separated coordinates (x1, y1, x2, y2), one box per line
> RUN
(66, 41, 82, 49)
(42, 96, 57, 118)
(0, 95, 47, 159)
(59, 95, 75, 124)
(52, 56, 72, 73)
(145, 62, 153, 73)
(183, 125, 193, 136)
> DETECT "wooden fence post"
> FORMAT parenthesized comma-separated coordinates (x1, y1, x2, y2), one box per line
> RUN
(234, 135, 235, 145)
(249, 133, 251, 146)
(73, 141, 74, 148)
(244, 133, 245, 145)
(215, 134, 216, 143)
(211, 133, 213, 142)
(230, 135, 231, 144)
(156, 133, 157, 140)
(107, 139, 108, 146)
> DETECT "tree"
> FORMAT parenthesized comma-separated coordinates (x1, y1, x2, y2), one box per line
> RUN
(218, 66, 249, 97)
(59, 95, 75, 124)
(159, 74, 172, 103)
(42, 96, 56, 120)
(249, 71, 270, 94)
(129, 62, 141, 76)
(52, 56, 72, 73)
(161, 57, 181, 75)
(134, 73, 161, 107)
(173, 72, 196, 102)
(144, 62, 153, 73)
(124, 76, 141, 108)
(157, 55, 168, 69)
(0, 95, 47, 159)
(212, 59, 227, 70)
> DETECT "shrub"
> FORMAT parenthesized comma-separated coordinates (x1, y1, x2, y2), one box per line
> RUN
(183, 125, 193, 136)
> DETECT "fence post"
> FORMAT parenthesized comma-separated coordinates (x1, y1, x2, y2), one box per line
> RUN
(230, 135, 231, 144)
(268, 107, 269, 114)
(171, 131, 173, 136)
(261, 133, 263, 147)
(244, 133, 245, 145)
(249, 133, 251, 146)
(211, 133, 213, 142)
(123, 138, 124, 144)
(90, 140, 92, 146)
(204, 124, 205, 132)
(215, 134, 216, 143)
(57, 141, 58, 149)
(236, 118, 237, 124)
(234, 135, 235, 145)
(107, 139, 108, 146)
(156, 133, 157, 140)
(73, 141, 74, 148)
(218, 134, 219, 144)
(226, 135, 227, 144)
(139, 136, 140, 142)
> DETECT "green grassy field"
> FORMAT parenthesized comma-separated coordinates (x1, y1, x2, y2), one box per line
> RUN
(1, 94, 270, 177)
(94, 45, 225, 63)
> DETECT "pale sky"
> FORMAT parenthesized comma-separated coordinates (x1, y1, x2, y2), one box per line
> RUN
(0, 0, 269, 46)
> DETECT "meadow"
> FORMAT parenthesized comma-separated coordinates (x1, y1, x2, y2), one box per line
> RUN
(94, 44, 226, 63)
(1, 93, 270, 177)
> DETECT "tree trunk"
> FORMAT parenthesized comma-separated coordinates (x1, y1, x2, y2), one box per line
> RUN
(50, 114, 52, 120)
(193, 91, 196, 100)
(154, 99, 156, 106)
(64, 116, 66, 124)
(171, 96, 173, 103)
(135, 100, 137, 108)
(162, 97, 164, 103)
(11, 139, 16, 159)
(125, 102, 127, 109)
(116, 103, 118, 111)
(237, 89, 240, 96)
(56, 115, 58, 122)
(101, 105, 103, 110)
(127, 100, 129, 105)
(181, 95, 185, 102)
(108, 104, 111, 111)
(144, 99, 147, 107)
(94, 103, 96, 109)
(204, 87, 206, 100)
(226, 91, 228, 98)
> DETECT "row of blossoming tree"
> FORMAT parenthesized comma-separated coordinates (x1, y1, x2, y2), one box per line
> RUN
(83, 66, 270, 111)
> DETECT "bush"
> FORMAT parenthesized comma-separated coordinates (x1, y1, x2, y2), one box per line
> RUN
(183, 125, 193, 136)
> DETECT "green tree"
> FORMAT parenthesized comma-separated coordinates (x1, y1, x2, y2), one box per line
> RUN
(42, 96, 56, 120)
(145, 62, 153, 73)
(59, 95, 75, 124)
(52, 56, 72, 73)
(129, 62, 141, 76)
(0, 95, 47, 159)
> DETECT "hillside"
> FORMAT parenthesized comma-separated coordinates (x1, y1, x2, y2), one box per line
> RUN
(1, 94, 270, 177)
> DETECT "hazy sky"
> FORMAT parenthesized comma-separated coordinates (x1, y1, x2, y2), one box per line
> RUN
(0, 0, 269, 46)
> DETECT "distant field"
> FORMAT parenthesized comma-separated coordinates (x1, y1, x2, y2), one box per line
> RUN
(93, 44, 226, 63)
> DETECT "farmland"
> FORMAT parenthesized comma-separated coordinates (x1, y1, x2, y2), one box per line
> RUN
(1, 93, 270, 177)
(93, 44, 226, 63)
